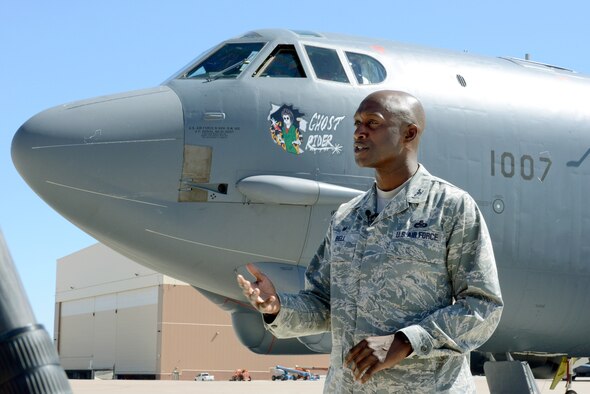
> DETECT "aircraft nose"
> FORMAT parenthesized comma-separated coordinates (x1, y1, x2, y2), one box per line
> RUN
(11, 86, 185, 228)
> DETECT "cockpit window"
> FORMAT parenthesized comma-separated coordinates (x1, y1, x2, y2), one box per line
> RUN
(345, 52, 387, 84)
(183, 42, 265, 80)
(304, 45, 349, 83)
(254, 45, 306, 78)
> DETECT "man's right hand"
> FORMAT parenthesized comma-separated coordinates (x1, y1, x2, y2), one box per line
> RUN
(237, 263, 281, 315)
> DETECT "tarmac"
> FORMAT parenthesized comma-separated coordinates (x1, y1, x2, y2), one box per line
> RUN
(70, 376, 590, 393)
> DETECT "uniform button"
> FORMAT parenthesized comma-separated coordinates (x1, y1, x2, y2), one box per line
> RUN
(421, 345, 428, 352)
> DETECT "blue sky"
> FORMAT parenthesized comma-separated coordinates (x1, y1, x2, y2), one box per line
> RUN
(1, 0, 589, 334)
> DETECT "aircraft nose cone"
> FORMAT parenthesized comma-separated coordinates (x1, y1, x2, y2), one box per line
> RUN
(12, 86, 185, 229)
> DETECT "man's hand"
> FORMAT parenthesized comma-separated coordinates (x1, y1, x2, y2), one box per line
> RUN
(345, 333, 413, 384)
(236, 263, 281, 315)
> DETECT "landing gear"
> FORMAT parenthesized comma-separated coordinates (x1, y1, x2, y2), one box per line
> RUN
(564, 360, 577, 394)
(484, 353, 586, 394)
(551, 357, 577, 394)
(564, 358, 577, 394)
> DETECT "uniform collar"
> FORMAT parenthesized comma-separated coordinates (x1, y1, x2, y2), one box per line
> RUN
(356, 165, 432, 221)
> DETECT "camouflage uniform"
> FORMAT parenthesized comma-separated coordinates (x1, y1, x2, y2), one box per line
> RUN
(265, 166, 503, 393)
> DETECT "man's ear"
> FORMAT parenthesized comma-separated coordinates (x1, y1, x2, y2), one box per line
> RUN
(404, 124, 419, 142)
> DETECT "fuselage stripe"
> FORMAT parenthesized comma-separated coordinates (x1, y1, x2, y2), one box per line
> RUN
(46, 181, 168, 208)
(144, 229, 297, 263)
(32, 138, 178, 149)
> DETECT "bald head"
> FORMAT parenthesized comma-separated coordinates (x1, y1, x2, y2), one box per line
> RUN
(359, 90, 426, 134)
(353, 90, 425, 188)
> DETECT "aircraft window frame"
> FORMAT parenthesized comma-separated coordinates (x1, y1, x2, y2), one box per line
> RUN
(345, 51, 387, 85)
(253, 45, 306, 78)
(304, 45, 350, 84)
(181, 42, 266, 80)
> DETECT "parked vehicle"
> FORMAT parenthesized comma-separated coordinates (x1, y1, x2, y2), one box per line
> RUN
(195, 372, 215, 381)
(271, 365, 320, 381)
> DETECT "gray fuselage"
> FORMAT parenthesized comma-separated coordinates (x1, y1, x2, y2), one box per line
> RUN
(12, 29, 590, 356)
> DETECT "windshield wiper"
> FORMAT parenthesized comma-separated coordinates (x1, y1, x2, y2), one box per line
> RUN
(206, 59, 251, 82)
(205, 51, 259, 82)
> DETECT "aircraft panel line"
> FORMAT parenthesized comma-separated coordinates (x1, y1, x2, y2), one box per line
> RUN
(46, 181, 169, 208)
(31, 137, 179, 149)
(145, 229, 297, 263)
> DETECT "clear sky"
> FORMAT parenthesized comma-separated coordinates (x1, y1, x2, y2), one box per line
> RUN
(1, 0, 589, 335)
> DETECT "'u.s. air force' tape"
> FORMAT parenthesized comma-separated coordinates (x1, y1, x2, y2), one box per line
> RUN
(395, 231, 439, 241)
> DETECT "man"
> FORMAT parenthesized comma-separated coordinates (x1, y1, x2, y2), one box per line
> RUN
(237, 90, 503, 393)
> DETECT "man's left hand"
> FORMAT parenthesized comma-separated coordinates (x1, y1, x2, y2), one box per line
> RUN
(345, 333, 413, 384)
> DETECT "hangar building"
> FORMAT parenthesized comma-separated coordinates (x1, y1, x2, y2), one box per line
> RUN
(54, 243, 329, 380)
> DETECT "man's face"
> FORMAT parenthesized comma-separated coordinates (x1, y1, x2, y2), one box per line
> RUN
(353, 97, 406, 169)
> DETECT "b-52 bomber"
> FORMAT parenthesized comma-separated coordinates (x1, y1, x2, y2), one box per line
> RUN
(11, 28, 590, 392)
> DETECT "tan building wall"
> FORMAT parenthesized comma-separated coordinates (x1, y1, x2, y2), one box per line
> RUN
(158, 284, 329, 381)
(56, 244, 329, 380)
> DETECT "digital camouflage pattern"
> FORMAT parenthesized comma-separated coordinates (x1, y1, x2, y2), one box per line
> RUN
(265, 166, 503, 393)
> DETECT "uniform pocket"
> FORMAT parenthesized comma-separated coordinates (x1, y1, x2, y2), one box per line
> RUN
(387, 230, 445, 264)
(330, 230, 360, 263)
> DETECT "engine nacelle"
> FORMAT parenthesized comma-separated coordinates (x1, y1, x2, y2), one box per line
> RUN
(196, 286, 332, 354)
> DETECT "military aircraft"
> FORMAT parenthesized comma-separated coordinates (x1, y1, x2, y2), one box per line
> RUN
(11, 28, 590, 391)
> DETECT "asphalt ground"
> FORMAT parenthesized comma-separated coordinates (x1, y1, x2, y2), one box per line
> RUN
(70, 376, 590, 393)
